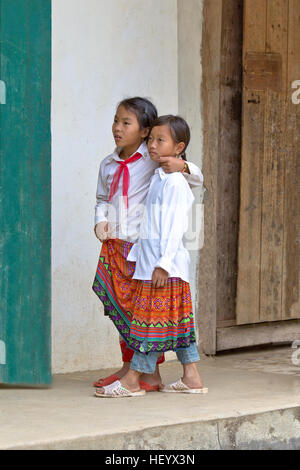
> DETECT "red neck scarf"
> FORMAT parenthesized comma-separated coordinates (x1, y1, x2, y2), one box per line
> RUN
(108, 151, 143, 208)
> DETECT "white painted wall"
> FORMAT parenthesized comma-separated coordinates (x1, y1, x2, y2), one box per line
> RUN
(177, 0, 205, 344)
(51, 0, 179, 373)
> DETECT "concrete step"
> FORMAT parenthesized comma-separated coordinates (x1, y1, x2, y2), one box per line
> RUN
(1, 346, 300, 450)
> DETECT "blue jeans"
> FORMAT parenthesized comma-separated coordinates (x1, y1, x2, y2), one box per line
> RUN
(130, 342, 200, 375)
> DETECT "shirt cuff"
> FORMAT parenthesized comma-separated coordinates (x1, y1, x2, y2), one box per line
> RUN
(94, 215, 108, 227)
(186, 161, 204, 179)
(155, 256, 172, 275)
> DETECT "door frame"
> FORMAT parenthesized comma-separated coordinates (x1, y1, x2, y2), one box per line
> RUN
(0, 0, 51, 384)
(197, 0, 300, 355)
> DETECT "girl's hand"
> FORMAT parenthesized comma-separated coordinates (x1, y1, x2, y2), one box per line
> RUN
(94, 222, 109, 242)
(152, 267, 169, 288)
(159, 156, 188, 174)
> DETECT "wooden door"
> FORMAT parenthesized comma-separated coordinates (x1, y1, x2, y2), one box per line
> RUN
(236, 0, 300, 325)
(0, 0, 51, 384)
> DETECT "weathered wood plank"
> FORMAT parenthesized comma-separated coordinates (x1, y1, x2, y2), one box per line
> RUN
(243, 0, 267, 57)
(236, 0, 268, 325)
(236, 89, 265, 325)
(259, 0, 288, 322)
(237, 0, 294, 325)
(198, 0, 223, 354)
(217, 319, 300, 351)
(217, 0, 243, 326)
(282, 0, 300, 320)
(260, 88, 285, 322)
(266, 0, 288, 90)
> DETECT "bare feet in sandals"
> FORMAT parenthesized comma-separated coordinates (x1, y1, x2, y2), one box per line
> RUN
(161, 363, 208, 394)
(94, 380, 146, 398)
(181, 363, 204, 389)
(94, 364, 163, 391)
(139, 365, 163, 390)
(95, 369, 144, 397)
(93, 362, 130, 387)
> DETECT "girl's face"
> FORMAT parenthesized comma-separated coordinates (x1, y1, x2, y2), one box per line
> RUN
(147, 125, 185, 162)
(112, 105, 148, 151)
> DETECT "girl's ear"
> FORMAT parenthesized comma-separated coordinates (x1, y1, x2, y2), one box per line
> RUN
(175, 142, 186, 156)
(141, 127, 150, 139)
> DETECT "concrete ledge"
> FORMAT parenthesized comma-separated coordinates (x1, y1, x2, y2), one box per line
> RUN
(9, 407, 300, 450)
(1, 348, 300, 450)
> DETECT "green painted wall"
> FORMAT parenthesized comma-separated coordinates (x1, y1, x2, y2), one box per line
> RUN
(0, 0, 51, 384)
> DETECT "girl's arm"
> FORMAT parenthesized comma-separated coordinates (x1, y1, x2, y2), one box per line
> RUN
(183, 160, 204, 188)
(155, 176, 194, 276)
(158, 156, 204, 188)
(94, 162, 110, 239)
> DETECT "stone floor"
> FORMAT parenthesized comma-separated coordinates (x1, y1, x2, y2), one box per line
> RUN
(1, 344, 300, 450)
(202, 343, 300, 376)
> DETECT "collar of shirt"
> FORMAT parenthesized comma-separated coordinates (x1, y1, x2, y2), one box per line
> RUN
(109, 141, 148, 163)
(155, 166, 168, 179)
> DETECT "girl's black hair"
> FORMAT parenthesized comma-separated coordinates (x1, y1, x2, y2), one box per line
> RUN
(117, 97, 158, 138)
(150, 115, 190, 161)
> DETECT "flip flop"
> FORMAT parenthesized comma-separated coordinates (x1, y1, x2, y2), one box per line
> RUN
(139, 380, 161, 392)
(93, 373, 119, 388)
(160, 378, 208, 394)
(94, 380, 146, 398)
(94, 378, 160, 392)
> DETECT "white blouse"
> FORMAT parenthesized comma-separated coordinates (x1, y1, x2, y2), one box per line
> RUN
(94, 141, 203, 243)
(127, 167, 194, 283)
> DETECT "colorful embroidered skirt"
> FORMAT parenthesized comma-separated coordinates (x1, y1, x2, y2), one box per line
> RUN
(92, 238, 196, 354)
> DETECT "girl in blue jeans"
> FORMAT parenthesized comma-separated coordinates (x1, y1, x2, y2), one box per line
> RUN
(95, 116, 208, 398)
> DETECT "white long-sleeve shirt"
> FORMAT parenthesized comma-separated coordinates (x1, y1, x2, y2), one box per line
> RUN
(126, 167, 194, 282)
(94, 141, 203, 243)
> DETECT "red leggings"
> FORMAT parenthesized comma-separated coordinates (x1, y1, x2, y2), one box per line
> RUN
(120, 339, 165, 365)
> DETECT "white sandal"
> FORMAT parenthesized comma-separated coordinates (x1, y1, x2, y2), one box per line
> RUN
(160, 378, 208, 394)
(94, 380, 146, 398)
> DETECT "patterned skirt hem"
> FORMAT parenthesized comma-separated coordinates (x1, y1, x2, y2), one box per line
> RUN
(92, 276, 196, 354)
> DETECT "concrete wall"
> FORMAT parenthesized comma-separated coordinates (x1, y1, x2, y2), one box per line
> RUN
(52, 0, 204, 373)
(51, 0, 178, 373)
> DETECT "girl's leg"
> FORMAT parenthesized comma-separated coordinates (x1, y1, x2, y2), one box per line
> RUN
(93, 338, 131, 386)
(120, 351, 160, 392)
(121, 338, 165, 364)
(116, 339, 164, 386)
(94, 338, 164, 387)
(139, 363, 163, 388)
(118, 338, 133, 375)
(116, 339, 164, 381)
(176, 343, 203, 389)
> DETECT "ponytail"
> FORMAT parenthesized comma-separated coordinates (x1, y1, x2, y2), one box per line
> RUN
(181, 152, 187, 161)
